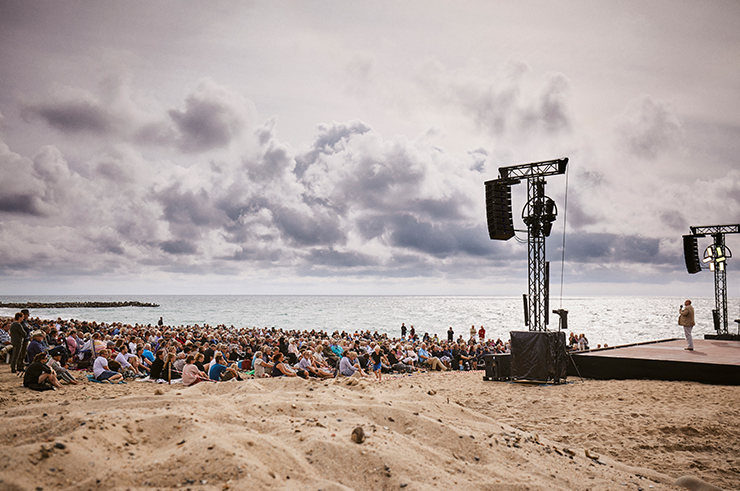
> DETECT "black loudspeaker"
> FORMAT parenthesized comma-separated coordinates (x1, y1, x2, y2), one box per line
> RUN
(510, 331, 567, 383)
(485, 179, 515, 240)
(683, 235, 702, 274)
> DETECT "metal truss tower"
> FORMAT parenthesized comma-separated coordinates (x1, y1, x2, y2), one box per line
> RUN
(486, 158, 568, 331)
(686, 224, 740, 335)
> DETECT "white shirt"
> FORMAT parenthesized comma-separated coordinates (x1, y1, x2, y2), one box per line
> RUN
(92, 356, 109, 378)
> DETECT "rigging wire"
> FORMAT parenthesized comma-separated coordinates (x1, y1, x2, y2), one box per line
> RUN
(559, 162, 570, 309)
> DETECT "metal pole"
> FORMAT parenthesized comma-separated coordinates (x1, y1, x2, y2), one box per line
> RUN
(526, 177, 547, 331)
(713, 234, 729, 334)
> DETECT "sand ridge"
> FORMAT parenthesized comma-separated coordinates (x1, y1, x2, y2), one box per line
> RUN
(1, 369, 737, 491)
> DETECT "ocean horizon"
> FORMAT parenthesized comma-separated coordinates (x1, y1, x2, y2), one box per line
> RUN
(2, 294, 735, 349)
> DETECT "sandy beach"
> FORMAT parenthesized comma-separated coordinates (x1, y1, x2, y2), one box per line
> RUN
(1, 367, 737, 491)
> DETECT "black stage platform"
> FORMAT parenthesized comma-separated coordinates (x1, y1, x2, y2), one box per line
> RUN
(566, 338, 740, 385)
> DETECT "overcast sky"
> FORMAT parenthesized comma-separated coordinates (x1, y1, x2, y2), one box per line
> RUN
(1, 0, 739, 296)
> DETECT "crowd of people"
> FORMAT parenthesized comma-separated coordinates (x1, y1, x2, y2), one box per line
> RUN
(0, 311, 592, 391)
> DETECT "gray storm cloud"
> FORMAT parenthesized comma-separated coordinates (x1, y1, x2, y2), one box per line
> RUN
(0, 73, 727, 288)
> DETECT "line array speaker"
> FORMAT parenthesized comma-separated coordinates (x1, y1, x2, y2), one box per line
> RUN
(683, 235, 702, 274)
(485, 179, 515, 240)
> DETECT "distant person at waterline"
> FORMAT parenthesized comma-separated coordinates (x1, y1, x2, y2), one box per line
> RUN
(678, 299, 696, 351)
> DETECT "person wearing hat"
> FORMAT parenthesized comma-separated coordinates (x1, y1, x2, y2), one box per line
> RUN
(48, 348, 79, 385)
(26, 330, 47, 365)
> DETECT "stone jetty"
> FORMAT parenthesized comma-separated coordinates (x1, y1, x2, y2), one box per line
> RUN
(0, 301, 159, 309)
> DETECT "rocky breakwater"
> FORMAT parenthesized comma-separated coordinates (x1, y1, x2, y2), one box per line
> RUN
(0, 301, 160, 309)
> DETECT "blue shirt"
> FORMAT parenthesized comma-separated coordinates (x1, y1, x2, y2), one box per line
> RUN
(209, 363, 227, 381)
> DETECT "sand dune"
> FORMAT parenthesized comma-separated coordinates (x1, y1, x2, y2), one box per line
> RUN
(1, 369, 737, 491)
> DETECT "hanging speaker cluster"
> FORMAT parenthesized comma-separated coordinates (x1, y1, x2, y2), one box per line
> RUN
(683, 235, 702, 274)
(485, 179, 517, 241)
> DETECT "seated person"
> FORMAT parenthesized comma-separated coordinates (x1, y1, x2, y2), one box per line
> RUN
(193, 352, 207, 373)
(48, 348, 79, 385)
(24, 352, 63, 391)
(338, 351, 369, 378)
(252, 350, 273, 378)
(418, 343, 446, 371)
(135, 345, 151, 373)
(141, 343, 156, 364)
(92, 349, 124, 383)
(161, 352, 182, 382)
(149, 349, 166, 380)
(173, 351, 187, 372)
(402, 345, 418, 367)
(209, 353, 239, 381)
(321, 339, 340, 368)
(298, 350, 333, 379)
(26, 330, 47, 364)
(0, 322, 13, 359)
(271, 352, 299, 378)
(115, 344, 144, 377)
(182, 354, 209, 386)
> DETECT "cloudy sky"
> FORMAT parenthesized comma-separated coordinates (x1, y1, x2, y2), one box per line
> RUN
(1, 0, 739, 296)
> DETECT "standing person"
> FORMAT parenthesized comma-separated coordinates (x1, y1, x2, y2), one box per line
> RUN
(9, 313, 27, 373)
(447, 327, 454, 343)
(678, 299, 696, 351)
(370, 345, 385, 381)
(478, 325, 486, 343)
(469, 325, 476, 340)
(409, 326, 415, 340)
(158, 317, 164, 327)
(400, 323, 407, 339)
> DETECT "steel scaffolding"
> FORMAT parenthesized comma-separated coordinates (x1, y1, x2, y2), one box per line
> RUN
(688, 224, 740, 335)
(487, 158, 567, 331)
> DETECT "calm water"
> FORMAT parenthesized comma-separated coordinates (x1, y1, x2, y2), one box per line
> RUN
(0, 295, 735, 348)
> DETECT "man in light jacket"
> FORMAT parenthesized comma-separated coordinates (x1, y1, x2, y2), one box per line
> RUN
(678, 299, 696, 351)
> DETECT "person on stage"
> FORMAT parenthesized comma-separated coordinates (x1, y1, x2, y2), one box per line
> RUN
(678, 299, 695, 351)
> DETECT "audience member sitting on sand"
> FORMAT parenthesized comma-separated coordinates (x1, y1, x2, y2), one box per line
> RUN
(115, 344, 145, 378)
(92, 349, 124, 384)
(321, 339, 339, 368)
(418, 342, 446, 371)
(182, 354, 209, 386)
(26, 330, 47, 365)
(24, 352, 63, 391)
(298, 349, 334, 379)
(161, 352, 182, 382)
(252, 350, 273, 378)
(149, 349, 166, 381)
(48, 349, 78, 385)
(209, 353, 239, 381)
(271, 352, 299, 377)
(339, 351, 370, 378)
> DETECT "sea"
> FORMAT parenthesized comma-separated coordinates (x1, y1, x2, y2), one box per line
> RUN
(1, 295, 736, 348)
